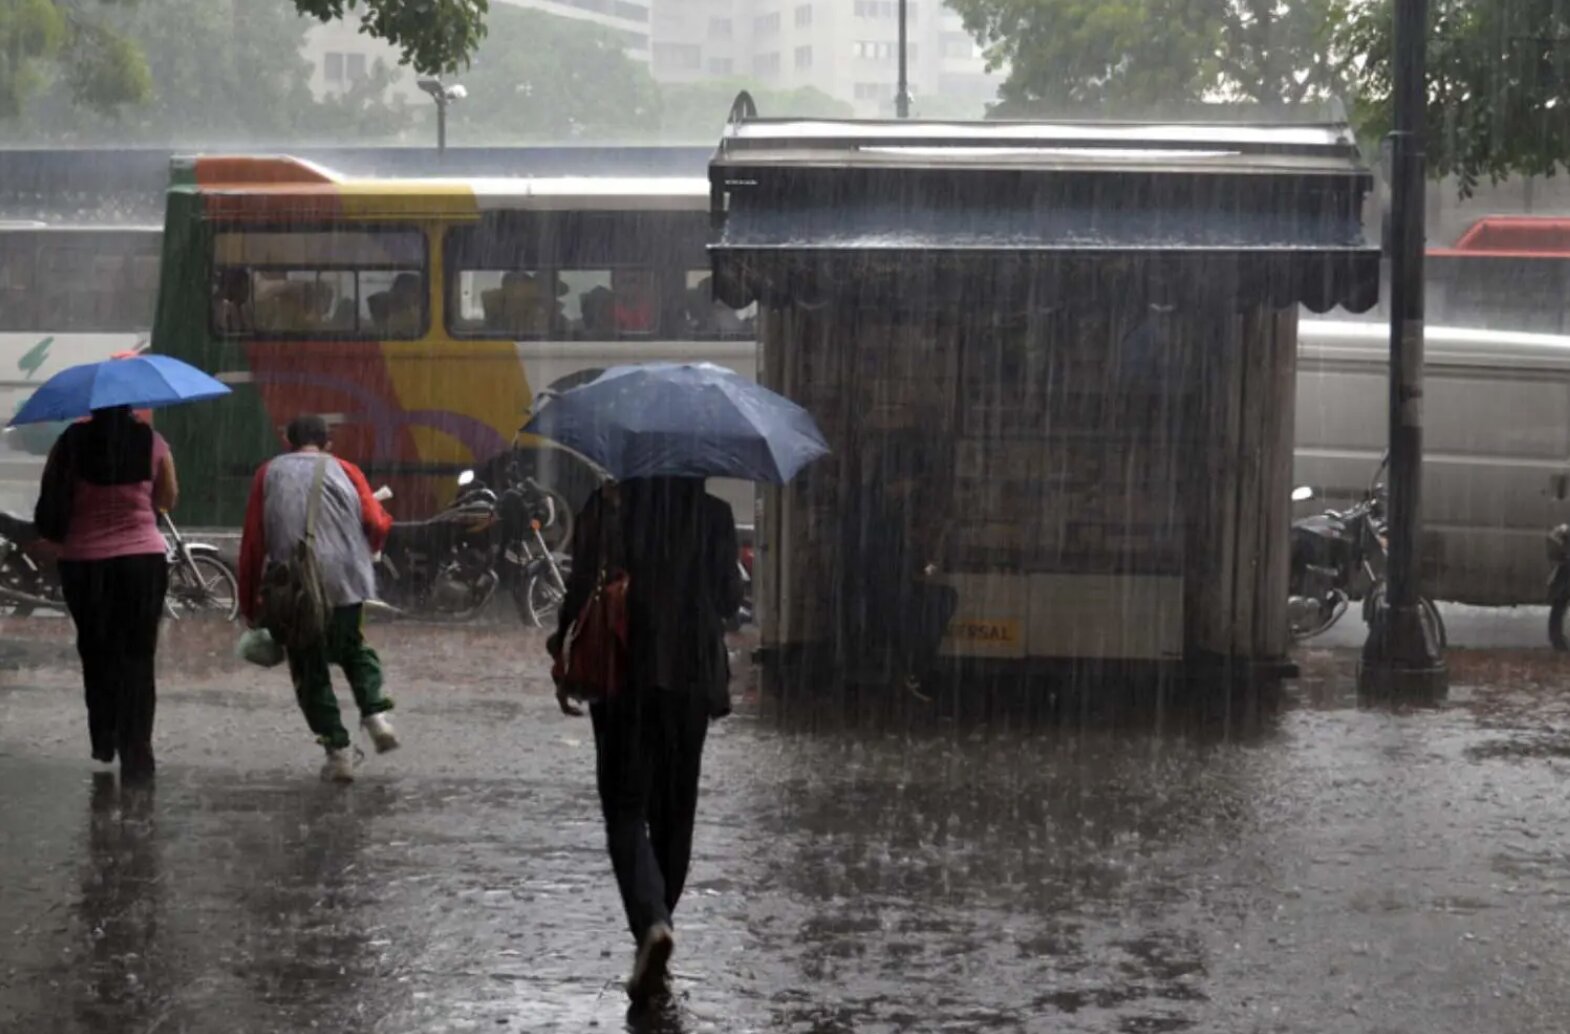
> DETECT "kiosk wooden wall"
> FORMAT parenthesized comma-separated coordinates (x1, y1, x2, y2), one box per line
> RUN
(755, 291, 1299, 677)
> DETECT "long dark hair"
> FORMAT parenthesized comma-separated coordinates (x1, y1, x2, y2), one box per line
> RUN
(620, 477, 705, 565)
(60, 406, 154, 486)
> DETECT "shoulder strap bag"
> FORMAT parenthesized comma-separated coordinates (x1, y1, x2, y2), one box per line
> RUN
(552, 490, 630, 702)
(258, 455, 333, 652)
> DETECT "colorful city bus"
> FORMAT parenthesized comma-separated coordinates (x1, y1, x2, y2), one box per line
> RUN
(151, 156, 756, 527)
(0, 223, 162, 510)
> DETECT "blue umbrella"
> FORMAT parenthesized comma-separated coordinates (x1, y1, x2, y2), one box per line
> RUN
(8, 355, 231, 426)
(523, 362, 829, 484)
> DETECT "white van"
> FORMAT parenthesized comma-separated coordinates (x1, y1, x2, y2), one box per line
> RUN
(1295, 320, 1570, 606)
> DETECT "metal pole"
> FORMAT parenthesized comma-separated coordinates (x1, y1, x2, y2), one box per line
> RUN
(436, 98, 447, 156)
(1360, 0, 1448, 700)
(896, 0, 911, 118)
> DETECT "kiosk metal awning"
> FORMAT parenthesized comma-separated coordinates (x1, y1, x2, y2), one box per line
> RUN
(709, 116, 1382, 313)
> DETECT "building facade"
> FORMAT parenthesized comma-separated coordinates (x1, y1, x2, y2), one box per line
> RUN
(651, 0, 1000, 117)
(304, 0, 998, 119)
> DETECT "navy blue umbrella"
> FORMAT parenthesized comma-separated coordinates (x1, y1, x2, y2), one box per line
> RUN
(8, 355, 230, 426)
(523, 362, 829, 484)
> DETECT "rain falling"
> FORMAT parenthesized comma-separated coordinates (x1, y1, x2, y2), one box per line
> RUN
(4, 0, 1570, 1031)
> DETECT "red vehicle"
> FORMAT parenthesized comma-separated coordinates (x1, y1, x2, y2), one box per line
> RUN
(1427, 216, 1570, 335)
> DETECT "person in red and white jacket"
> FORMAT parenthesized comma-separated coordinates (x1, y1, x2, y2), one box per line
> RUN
(238, 414, 398, 783)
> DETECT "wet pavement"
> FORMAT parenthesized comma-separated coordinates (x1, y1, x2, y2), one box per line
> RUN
(6, 618, 1570, 1032)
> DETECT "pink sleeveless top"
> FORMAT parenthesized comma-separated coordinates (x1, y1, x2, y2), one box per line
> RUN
(60, 433, 171, 562)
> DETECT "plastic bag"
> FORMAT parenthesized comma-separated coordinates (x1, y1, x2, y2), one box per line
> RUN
(236, 627, 286, 668)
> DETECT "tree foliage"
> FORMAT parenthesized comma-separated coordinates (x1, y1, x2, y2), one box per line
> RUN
(1, 0, 486, 124)
(950, 0, 1570, 189)
(14, 0, 412, 143)
(447, 4, 658, 142)
(948, 0, 1343, 111)
(1337, 0, 1570, 193)
(290, 0, 487, 76)
(0, 0, 151, 117)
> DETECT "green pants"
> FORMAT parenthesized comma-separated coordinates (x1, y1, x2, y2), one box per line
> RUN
(286, 605, 393, 750)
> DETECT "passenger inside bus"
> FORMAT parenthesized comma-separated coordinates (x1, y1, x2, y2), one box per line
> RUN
(480, 271, 561, 336)
(683, 275, 751, 338)
(253, 277, 335, 333)
(368, 272, 422, 336)
(213, 268, 254, 334)
(611, 268, 658, 335)
(579, 285, 616, 338)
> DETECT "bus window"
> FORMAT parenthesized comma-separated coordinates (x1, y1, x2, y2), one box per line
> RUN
(684, 270, 756, 339)
(454, 269, 563, 337)
(210, 228, 425, 338)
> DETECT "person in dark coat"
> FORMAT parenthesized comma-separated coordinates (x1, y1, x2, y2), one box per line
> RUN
(859, 474, 958, 693)
(848, 432, 960, 693)
(547, 476, 742, 1004)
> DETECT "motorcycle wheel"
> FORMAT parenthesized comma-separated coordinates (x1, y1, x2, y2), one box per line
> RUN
(167, 554, 240, 621)
(1550, 597, 1570, 651)
(436, 576, 498, 623)
(1361, 586, 1449, 650)
(518, 557, 571, 629)
(536, 486, 575, 553)
(0, 551, 40, 618)
(1289, 591, 1348, 642)
(1422, 596, 1449, 650)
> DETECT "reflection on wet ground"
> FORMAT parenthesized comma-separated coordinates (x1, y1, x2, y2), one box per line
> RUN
(6, 620, 1570, 1031)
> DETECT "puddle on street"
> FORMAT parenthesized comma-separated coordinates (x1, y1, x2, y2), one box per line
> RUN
(5, 625, 1570, 1031)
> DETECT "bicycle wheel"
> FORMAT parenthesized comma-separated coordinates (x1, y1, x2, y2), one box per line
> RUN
(168, 553, 240, 621)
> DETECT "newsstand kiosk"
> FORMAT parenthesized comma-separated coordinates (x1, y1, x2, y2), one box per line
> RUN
(709, 115, 1380, 696)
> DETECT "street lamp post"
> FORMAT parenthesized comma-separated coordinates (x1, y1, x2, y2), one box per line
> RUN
(1359, 0, 1448, 701)
(896, 0, 912, 118)
(417, 77, 467, 156)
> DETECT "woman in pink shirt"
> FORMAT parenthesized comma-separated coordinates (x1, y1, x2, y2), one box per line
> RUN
(35, 405, 178, 782)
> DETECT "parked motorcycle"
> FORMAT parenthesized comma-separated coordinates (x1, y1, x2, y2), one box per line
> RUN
(470, 433, 581, 554)
(162, 512, 241, 621)
(1547, 524, 1570, 650)
(372, 471, 569, 625)
(500, 474, 573, 628)
(0, 512, 61, 616)
(1288, 460, 1447, 646)
(373, 477, 502, 622)
(0, 510, 238, 621)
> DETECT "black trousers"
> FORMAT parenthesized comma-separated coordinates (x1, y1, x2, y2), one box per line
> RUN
(59, 553, 168, 779)
(903, 582, 959, 681)
(590, 688, 711, 945)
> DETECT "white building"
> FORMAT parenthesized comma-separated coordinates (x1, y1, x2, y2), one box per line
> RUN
(651, 1, 1001, 118)
(303, 0, 999, 120)
(651, 0, 746, 82)
(525, 0, 653, 60)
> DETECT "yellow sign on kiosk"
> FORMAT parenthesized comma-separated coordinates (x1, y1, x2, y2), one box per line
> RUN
(944, 618, 1022, 647)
